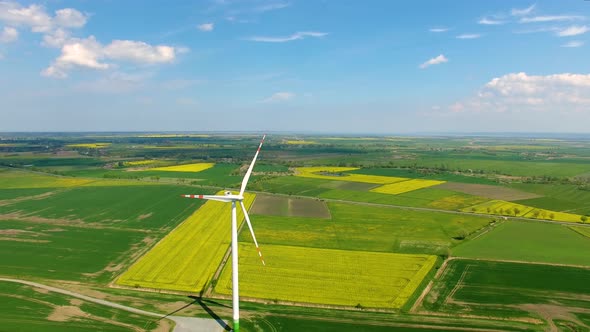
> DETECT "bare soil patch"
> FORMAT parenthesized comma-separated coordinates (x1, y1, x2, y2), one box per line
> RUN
(137, 212, 153, 220)
(251, 194, 331, 218)
(438, 182, 541, 201)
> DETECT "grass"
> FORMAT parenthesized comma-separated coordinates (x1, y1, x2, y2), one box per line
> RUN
(371, 179, 445, 195)
(422, 259, 590, 326)
(247, 202, 493, 255)
(255, 176, 488, 210)
(511, 183, 590, 216)
(215, 243, 437, 309)
(0, 184, 203, 230)
(249, 195, 331, 218)
(149, 162, 215, 172)
(295, 167, 408, 184)
(0, 281, 166, 331)
(116, 192, 255, 293)
(453, 221, 590, 266)
(462, 199, 585, 223)
(0, 220, 149, 282)
(0, 170, 94, 189)
(350, 167, 498, 185)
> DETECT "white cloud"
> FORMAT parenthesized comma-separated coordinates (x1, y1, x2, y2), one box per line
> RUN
(54, 8, 87, 28)
(0, 26, 17, 42)
(104, 40, 176, 64)
(456, 33, 481, 39)
(246, 31, 327, 43)
(478, 17, 505, 25)
(511, 4, 536, 16)
(449, 72, 590, 113)
(520, 15, 584, 23)
(197, 23, 214, 31)
(42, 37, 180, 78)
(561, 40, 584, 48)
(556, 25, 589, 37)
(429, 27, 449, 33)
(254, 2, 290, 13)
(0, 2, 87, 32)
(0, 1, 52, 32)
(419, 54, 448, 69)
(262, 91, 295, 102)
(42, 28, 69, 47)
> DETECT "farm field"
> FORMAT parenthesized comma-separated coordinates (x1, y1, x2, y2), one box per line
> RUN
(247, 202, 493, 254)
(0, 281, 169, 332)
(2, 133, 590, 331)
(370, 179, 445, 195)
(116, 192, 255, 293)
(420, 259, 590, 330)
(215, 243, 437, 309)
(149, 162, 215, 172)
(462, 199, 585, 222)
(295, 167, 408, 184)
(437, 182, 540, 201)
(453, 221, 590, 266)
(249, 194, 331, 218)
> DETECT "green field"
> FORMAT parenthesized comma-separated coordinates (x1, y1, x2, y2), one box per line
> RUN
(453, 221, 590, 266)
(0, 281, 168, 331)
(421, 259, 590, 330)
(247, 202, 493, 255)
(215, 243, 437, 309)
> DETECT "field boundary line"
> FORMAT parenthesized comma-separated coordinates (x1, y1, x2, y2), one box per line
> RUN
(450, 256, 590, 270)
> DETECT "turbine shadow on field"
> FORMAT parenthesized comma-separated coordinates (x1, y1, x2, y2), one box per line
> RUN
(189, 295, 232, 331)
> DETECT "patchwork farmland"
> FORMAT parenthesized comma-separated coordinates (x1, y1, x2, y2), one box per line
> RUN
(2, 133, 590, 331)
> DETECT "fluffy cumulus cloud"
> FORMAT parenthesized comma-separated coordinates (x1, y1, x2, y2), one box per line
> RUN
(0, 1, 87, 32)
(419, 54, 448, 69)
(0, 26, 17, 42)
(246, 31, 327, 43)
(197, 23, 214, 32)
(43, 37, 179, 78)
(449, 72, 590, 113)
(262, 91, 295, 102)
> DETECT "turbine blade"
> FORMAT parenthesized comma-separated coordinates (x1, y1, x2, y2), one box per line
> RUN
(240, 201, 265, 266)
(181, 195, 233, 202)
(239, 135, 266, 196)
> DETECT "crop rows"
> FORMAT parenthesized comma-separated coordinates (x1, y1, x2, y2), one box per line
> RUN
(215, 243, 437, 309)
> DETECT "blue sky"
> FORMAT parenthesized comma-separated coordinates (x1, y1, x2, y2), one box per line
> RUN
(0, 0, 589, 133)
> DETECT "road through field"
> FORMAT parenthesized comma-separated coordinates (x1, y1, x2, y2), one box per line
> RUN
(0, 278, 223, 332)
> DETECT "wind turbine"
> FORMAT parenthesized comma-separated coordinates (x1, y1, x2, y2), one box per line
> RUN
(181, 135, 266, 332)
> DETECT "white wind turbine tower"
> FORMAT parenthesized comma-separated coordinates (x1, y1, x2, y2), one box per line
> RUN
(181, 135, 266, 332)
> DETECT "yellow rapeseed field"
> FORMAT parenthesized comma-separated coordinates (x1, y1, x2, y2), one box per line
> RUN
(66, 143, 111, 148)
(463, 200, 584, 223)
(215, 243, 436, 309)
(116, 192, 255, 293)
(150, 163, 215, 172)
(123, 160, 159, 166)
(295, 167, 408, 184)
(371, 179, 445, 195)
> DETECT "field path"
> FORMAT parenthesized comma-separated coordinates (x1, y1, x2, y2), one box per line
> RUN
(0, 278, 223, 332)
